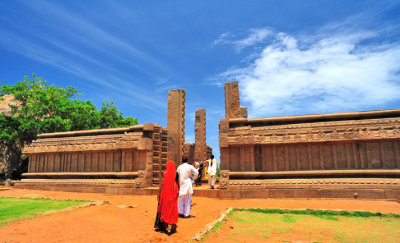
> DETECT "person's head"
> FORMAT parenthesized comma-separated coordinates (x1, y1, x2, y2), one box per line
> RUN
(194, 162, 200, 169)
(165, 161, 176, 180)
(166, 161, 175, 171)
(210, 154, 214, 159)
(182, 157, 188, 163)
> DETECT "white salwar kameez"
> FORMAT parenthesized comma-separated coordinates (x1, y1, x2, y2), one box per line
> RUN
(206, 159, 218, 188)
(176, 163, 198, 217)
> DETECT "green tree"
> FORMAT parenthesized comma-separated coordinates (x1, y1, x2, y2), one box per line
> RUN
(0, 74, 138, 179)
(99, 101, 138, 129)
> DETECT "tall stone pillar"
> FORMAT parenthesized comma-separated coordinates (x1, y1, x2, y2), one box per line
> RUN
(194, 108, 206, 162)
(224, 81, 241, 119)
(167, 89, 185, 165)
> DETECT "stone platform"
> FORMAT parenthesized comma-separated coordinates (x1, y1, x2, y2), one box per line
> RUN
(13, 178, 400, 200)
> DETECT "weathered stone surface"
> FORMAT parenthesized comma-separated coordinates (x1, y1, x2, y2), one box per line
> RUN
(219, 170, 229, 189)
(5, 179, 11, 188)
(219, 119, 229, 148)
(183, 142, 195, 164)
(23, 123, 166, 188)
(224, 81, 241, 119)
(240, 106, 248, 118)
(220, 109, 400, 172)
(167, 89, 185, 165)
(194, 108, 207, 162)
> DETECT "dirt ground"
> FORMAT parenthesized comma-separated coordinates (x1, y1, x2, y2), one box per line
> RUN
(1, 187, 400, 243)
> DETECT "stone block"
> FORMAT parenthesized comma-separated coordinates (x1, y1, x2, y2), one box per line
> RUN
(167, 89, 185, 164)
(240, 106, 248, 118)
(5, 179, 11, 188)
(194, 108, 207, 161)
(142, 123, 154, 132)
(224, 81, 241, 119)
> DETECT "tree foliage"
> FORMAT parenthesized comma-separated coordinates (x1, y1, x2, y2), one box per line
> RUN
(0, 74, 138, 179)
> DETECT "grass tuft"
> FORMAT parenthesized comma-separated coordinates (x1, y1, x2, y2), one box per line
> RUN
(237, 208, 400, 219)
(0, 197, 92, 226)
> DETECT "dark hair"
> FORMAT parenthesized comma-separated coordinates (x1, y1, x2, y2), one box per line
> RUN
(182, 157, 188, 163)
(210, 155, 214, 159)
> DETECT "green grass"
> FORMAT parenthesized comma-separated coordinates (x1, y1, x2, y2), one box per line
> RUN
(0, 197, 91, 226)
(200, 208, 400, 242)
(237, 208, 400, 218)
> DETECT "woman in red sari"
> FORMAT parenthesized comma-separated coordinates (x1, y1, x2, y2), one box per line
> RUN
(154, 161, 179, 234)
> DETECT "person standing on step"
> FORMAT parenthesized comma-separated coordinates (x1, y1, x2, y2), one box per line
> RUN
(205, 155, 218, 189)
(176, 158, 198, 218)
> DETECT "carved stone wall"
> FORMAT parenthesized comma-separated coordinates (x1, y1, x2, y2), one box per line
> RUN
(23, 123, 164, 187)
(183, 142, 195, 164)
(194, 108, 206, 162)
(167, 89, 185, 165)
(220, 110, 400, 173)
(224, 81, 241, 119)
(206, 145, 213, 160)
(240, 106, 248, 119)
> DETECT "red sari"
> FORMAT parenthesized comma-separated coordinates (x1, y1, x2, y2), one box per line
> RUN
(156, 161, 179, 225)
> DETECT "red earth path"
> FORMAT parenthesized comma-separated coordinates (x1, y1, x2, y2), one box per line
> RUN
(1, 187, 399, 242)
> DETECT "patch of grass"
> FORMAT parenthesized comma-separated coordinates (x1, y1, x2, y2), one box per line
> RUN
(0, 197, 91, 226)
(333, 233, 345, 242)
(314, 214, 340, 221)
(199, 208, 235, 242)
(201, 208, 400, 243)
(238, 208, 400, 219)
(283, 214, 297, 223)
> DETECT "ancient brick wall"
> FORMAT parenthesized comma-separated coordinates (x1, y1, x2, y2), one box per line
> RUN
(167, 89, 185, 165)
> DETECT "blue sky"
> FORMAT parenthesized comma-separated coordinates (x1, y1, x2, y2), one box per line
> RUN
(1, 0, 400, 161)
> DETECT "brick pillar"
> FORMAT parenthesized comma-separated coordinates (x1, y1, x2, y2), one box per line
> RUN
(224, 81, 241, 119)
(167, 89, 185, 165)
(194, 108, 206, 162)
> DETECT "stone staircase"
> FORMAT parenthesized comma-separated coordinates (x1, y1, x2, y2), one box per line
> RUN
(152, 127, 168, 186)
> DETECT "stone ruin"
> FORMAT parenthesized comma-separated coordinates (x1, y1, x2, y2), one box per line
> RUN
(184, 109, 213, 165)
(16, 89, 212, 193)
(219, 81, 400, 199)
(12, 81, 400, 199)
(18, 123, 167, 193)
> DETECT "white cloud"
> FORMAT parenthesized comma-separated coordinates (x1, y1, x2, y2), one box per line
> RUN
(212, 32, 233, 46)
(234, 28, 272, 51)
(217, 26, 400, 117)
(212, 28, 272, 52)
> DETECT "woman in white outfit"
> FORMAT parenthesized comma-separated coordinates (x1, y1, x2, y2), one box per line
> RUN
(206, 155, 217, 189)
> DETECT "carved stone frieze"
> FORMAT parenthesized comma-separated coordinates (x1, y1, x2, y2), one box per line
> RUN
(219, 170, 230, 189)
(227, 118, 400, 145)
(135, 170, 146, 188)
(23, 133, 143, 153)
